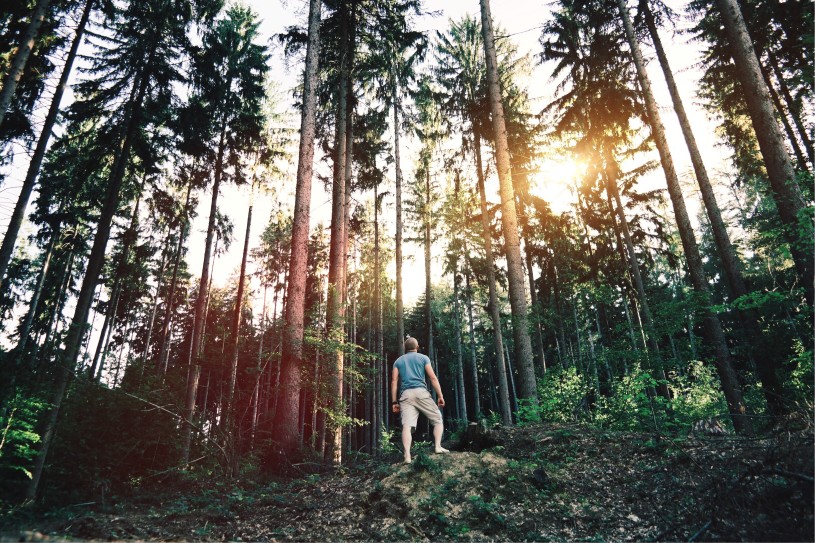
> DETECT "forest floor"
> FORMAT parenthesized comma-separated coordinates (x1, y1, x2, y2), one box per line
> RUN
(2, 421, 813, 542)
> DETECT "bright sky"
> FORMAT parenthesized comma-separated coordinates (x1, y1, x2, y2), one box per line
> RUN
(187, 0, 731, 312)
(0, 0, 733, 330)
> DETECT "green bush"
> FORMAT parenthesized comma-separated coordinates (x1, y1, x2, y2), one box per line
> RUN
(528, 366, 588, 424)
(0, 393, 47, 496)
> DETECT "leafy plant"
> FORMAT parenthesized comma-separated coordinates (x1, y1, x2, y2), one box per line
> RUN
(0, 393, 46, 482)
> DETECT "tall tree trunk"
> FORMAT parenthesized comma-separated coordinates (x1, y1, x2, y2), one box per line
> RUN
(761, 63, 807, 169)
(524, 245, 547, 376)
(424, 167, 434, 362)
(393, 74, 405, 356)
(90, 281, 120, 381)
(464, 271, 481, 420)
(182, 120, 228, 465)
(0, 0, 52, 129)
(643, 4, 786, 415)
(15, 228, 57, 357)
(479, 0, 539, 413)
(714, 0, 813, 306)
(157, 185, 192, 372)
(0, 0, 93, 290)
(26, 65, 150, 500)
(373, 181, 383, 451)
(603, 154, 668, 398)
(452, 264, 468, 422)
(617, 0, 751, 433)
(766, 49, 814, 166)
(272, 0, 321, 460)
(0, 227, 57, 415)
(473, 133, 512, 425)
(251, 284, 268, 450)
(226, 197, 253, 471)
(140, 227, 171, 369)
(325, 0, 352, 465)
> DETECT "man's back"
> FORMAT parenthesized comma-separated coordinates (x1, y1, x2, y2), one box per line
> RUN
(394, 351, 430, 391)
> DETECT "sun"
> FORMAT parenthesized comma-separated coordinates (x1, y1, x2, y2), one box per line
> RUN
(528, 158, 583, 214)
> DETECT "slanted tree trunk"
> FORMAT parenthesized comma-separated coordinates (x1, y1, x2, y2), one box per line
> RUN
(90, 193, 142, 380)
(90, 281, 120, 381)
(714, 0, 813, 306)
(157, 185, 192, 372)
(643, 3, 786, 416)
(182, 121, 228, 465)
(0, 0, 52, 129)
(617, 0, 751, 433)
(34, 243, 76, 369)
(766, 49, 813, 165)
(761, 62, 807, 168)
(0, 226, 57, 415)
(225, 196, 253, 471)
(272, 0, 322, 460)
(473, 133, 512, 425)
(603, 153, 668, 398)
(140, 227, 172, 369)
(15, 227, 57, 357)
(26, 64, 151, 500)
(0, 0, 93, 291)
(479, 0, 539, 413)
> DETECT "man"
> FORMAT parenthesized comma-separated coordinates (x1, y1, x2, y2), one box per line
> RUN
(391, 336, 449, 463)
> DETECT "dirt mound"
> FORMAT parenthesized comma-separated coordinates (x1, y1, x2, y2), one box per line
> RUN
(366, 451, 534, 540)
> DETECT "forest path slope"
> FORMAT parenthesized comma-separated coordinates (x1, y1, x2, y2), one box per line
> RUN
(5, 423, 813, 541)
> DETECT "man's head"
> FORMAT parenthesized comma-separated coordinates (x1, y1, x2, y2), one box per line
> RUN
(404, 336, 419, 352)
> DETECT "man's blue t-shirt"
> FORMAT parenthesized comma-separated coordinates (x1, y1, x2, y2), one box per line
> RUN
(394, 351, 431, 392)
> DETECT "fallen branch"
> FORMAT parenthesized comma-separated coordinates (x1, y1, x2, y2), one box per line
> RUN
(688, 520, 711, 542)
(764, 468, 814, 484)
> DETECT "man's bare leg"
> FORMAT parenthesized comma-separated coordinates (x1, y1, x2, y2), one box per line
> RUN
(434, 423, 449, 454)
(402, 425, 413, 463)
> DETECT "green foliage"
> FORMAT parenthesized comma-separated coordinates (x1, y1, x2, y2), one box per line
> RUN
(0, 394, 46, 489)
(379, 425, 398, 456)
(662, 362, 727, 429)
(410, 450, 440, 474)
(788, 342, 814, 401)
(593, 370, 667, 431)
(527, 366, 590, 424)
(527, 362, 735, 434)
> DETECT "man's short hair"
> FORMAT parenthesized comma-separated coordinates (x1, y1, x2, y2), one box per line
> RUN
(404, 337, 418, 351)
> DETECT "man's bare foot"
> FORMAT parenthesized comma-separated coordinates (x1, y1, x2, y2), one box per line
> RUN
(434, 447, 449, 454)
(403, 457, 412, 464)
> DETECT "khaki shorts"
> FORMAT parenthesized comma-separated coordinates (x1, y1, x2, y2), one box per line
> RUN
(399, 388, 442, 428)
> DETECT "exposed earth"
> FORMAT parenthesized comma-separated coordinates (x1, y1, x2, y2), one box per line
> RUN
(2, 422, 812, 541)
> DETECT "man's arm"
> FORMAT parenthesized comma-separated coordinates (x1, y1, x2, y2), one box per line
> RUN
(425, 363, 445, 407)
(391, 366, 400, 413)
